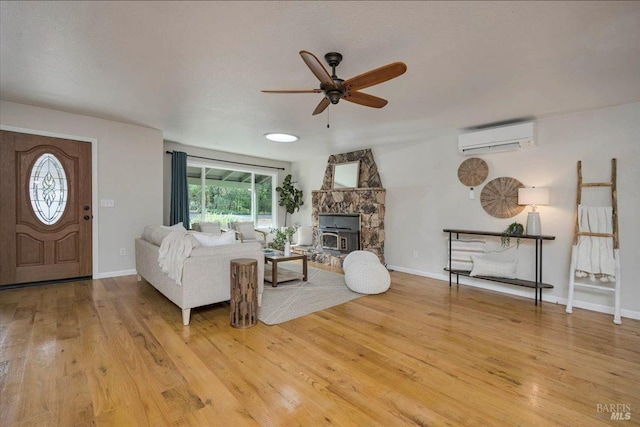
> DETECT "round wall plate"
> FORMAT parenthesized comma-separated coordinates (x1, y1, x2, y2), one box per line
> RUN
(480, 177, 525, 218)
(457, 157, 489, 187)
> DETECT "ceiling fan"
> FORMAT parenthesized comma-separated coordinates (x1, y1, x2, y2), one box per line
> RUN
(262, 50, 407, 115)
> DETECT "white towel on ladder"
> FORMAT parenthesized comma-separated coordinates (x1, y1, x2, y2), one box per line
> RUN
(575, 205, 616, 281)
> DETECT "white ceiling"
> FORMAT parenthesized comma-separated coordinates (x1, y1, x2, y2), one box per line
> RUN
(2, 1, 639, 162)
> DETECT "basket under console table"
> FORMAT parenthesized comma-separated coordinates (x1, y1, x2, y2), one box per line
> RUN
(443, 229, 556, 305)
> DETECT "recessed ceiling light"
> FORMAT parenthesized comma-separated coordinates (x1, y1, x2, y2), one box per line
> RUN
(264, 132, 298, 142)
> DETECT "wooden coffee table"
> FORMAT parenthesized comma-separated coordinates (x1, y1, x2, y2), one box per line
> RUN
(264, 252, 307, 287)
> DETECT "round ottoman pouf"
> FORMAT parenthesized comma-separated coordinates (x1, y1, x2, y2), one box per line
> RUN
(342, 250, 381, 272)
(344, 261, 391, 294)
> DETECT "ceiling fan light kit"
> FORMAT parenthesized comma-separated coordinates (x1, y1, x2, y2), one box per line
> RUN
(263, 50, 407, 116)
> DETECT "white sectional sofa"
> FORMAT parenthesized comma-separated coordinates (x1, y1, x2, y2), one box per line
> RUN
(135, 225, 264, 325)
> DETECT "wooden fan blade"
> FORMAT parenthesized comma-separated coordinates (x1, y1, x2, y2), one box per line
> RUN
(312, 97, 330, 115)
(300, 50, 337, 89)
(262, 89, 323, 93)
(343, 91, 388, 108)
(344, 62, 407, 91)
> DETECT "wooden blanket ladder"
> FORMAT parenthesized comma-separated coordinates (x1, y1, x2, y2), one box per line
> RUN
(566, 158, 621, 324)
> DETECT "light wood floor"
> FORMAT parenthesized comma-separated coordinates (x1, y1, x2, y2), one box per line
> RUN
(1, 265, 638, 426)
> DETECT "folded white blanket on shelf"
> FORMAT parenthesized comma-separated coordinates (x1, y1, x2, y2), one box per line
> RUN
(575, 205, 616, 282)
(158, 230, 198, 286)
(446, 239, 486, 271)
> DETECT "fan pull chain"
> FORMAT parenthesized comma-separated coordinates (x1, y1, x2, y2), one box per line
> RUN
(327, 106, 330, 128)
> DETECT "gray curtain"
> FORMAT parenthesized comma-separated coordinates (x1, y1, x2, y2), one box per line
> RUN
(169, 151, 190, 228)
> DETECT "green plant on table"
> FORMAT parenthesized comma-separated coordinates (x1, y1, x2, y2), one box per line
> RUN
(268, 224, 298, 251)
(501, 222, 524, 248)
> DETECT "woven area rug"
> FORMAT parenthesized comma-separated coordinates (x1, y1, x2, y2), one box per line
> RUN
(258, 264, 364, 325)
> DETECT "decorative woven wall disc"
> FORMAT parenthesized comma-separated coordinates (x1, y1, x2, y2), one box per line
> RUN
(457, 157, 489, 187)
(480, 177, 525, 218)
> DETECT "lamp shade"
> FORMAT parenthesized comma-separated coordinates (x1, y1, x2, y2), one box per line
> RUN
(518, 187, 549, 206)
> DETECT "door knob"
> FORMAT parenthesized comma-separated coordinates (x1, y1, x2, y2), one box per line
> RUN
(83, 215, 91, 220)
(84, 206, 91, 211)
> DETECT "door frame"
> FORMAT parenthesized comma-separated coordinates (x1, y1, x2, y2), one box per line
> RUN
(0, 125, 99, 279)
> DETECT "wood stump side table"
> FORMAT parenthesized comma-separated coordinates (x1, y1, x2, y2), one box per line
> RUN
(230, 258, 258, 328)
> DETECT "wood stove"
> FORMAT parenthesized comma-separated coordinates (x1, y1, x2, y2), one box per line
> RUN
(318, 213, 360, 254)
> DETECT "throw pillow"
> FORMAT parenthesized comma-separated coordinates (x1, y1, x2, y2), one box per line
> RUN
(294, 226, 313, 246)
(197, 222, 222, 235)
(470, 256, 518, 279)
(236, 222, 256, 240)
(191, 231, 237, 247)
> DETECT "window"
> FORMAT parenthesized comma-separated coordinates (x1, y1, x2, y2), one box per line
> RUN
(187, 163, 276, 229)
(29, 153, 68, 225)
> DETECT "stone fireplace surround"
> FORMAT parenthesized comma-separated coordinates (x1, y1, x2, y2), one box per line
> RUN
(307, 149, 386, 268)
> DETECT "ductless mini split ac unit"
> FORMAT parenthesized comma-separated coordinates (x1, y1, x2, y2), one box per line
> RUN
(458, 121, 536, 155)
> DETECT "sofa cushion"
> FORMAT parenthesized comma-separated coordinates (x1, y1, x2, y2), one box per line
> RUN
(141, 224, 189, 246)
(192, 231, 237, 247)
(142, 225, 173, 246)
(193, 222, 222, 235)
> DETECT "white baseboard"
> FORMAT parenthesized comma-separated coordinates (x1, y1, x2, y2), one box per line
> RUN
(386, 264, 640, 321)
(558, 298, 640, 321)
(93, 269, 137, 279)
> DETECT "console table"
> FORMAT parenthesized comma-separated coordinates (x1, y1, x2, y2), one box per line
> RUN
(443, 229, 555, 305)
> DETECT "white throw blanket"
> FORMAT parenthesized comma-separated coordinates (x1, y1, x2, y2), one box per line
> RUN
(575, 205, 616, 282)
(158, 230, 198, 286)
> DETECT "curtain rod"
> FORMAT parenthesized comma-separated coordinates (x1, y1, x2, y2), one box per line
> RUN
(165, 151, 285, 171)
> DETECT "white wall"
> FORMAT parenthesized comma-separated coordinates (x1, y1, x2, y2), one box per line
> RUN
(292, 102, 640, 319)
(163, 141, 291, 228)
(3, 100, 636, 318)
(0, 101, 163, 278)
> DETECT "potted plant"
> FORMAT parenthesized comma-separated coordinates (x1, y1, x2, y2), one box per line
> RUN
(269, 224, 298, 252)
(501, 222, 524, 248)
(276, 174, 304, 226)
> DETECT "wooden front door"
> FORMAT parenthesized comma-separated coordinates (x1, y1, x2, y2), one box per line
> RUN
(0, 131, 92, 286)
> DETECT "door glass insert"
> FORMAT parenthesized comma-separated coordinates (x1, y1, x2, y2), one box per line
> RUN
(29, 153, 68, 225)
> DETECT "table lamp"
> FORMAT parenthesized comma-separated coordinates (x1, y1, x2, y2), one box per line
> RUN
(518, 187, 549, 235)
